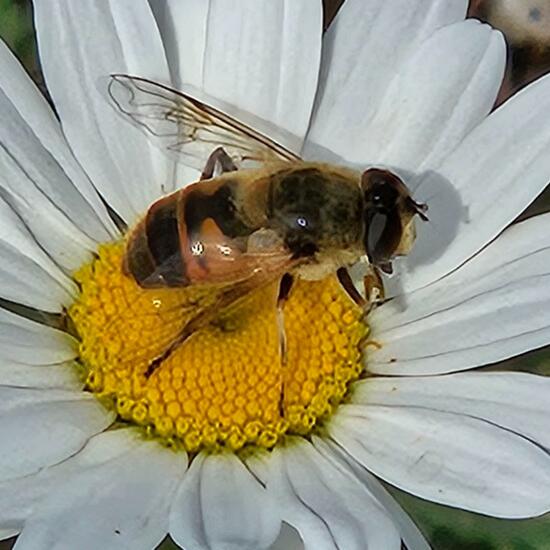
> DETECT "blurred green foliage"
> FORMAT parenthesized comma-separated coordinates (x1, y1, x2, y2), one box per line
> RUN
(1, 1, 550, 549)
(0, 0, 36, 73)
(392, 488, 550, 550)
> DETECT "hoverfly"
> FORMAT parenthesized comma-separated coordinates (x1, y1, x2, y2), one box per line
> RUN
(108, 75, 427, 375)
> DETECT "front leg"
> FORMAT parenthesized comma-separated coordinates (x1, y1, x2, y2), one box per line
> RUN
(277, 273, 294, 417)
(336, 267, 366, 309)
(363, 265, 385, 309)
(336, 266, 386, 315)
(200, 147, 238, 180)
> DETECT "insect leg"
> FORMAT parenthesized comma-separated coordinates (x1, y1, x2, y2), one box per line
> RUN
(277, 273, 294, 417)
(144, 298, 230, 379)
(144, 325, 193, 378)
(200, 147, 238, 180)
(363, 265, 385, 309)
(336, 267, 366, 308)
(144, 293, 236, 379)
(145, 275, 282, 379)
(277, 274, 294, 363)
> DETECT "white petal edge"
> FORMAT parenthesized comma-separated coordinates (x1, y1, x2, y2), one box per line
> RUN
(330, 404, 550, 518)
(259, 437, 401, 550)
(34, 0, 172, 224)
(0, 429, 142, 531)
(0, 118, 100, 273)
(369, 213, 550, 375)
(0, 307, 76, 365)
(0, 387, 114, 482)
(339, 453, 431, 550)
(170, 452, 281, 550)
(0, 196, 78, 311)
(357, 21, 505, 172)
(0, 528, 17, 541)
(151, 0, 322, 151)
(305, 0, 468, 161)
(0, 40, 117, 256)
(353, 371, 550, 450)
(0, 362, 82, 390)
(14, 430, 185, 550)
(396, 73, 550, 294)
(317, 440, 430, 550)
(0, 244, 75, 313)
(0, 65, 108, 271)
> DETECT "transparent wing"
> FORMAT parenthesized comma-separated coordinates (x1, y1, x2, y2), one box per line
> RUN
(89, 260, 294, 379)
(108, 74, 301, 171)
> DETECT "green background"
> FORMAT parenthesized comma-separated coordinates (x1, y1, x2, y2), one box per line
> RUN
(1, 1, 550, 548)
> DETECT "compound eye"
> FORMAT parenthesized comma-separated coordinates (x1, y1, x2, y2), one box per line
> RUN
(361, 168, 406, 211)
(369, 181, 399, 210)
(365, 209, 402, 266)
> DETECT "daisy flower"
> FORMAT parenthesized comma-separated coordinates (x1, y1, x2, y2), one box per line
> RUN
(1, 1, 550, 549)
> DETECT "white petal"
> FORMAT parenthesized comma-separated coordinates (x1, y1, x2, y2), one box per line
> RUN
(263, 437, 400, 550)
(0, 362, 82, 390)
(172, 163, 202, 196)
(0, 186, 94, 274)
(330, 404, 550, 518)
(149, 0, 208, 87)
(329, 445, 430, 550)
(305, 0, 468, 161)
(0, 308, 76, 364)
(0, 40, 117, 269)
(0, 196, 78, 302)
(152, 0, 322, 150)
(0, 113, 100, 274)
(358, 21, 505, 172)
(0, 239, 75, 312)
(0, 40, 115, 238)
(0, 325, 81, 390)
(34, 0, 172, 223)
(0, 118, 99, 272)
(369, 214, 550, 375)
(0, 388, 114, 482)
(14, 430, 185, 550)
(415, 27, 504, 173)
(0, 430, 142, 530)
(170, 452, 281, 550)
(0, 528, 17, 540)
(354, 371, 550, 450)
(0, 484, 43, 534)
(397, 73, 550, 294)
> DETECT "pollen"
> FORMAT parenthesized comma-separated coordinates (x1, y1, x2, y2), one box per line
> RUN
(69, 242, 369, 453)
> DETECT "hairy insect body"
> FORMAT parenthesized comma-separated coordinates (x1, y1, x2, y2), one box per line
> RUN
(270, 165, 362, 250)
(124, 164, 360, 288)
(125, 162, 424, 291)
(267, 165, 364, 280)
(112, 73, 427, 372)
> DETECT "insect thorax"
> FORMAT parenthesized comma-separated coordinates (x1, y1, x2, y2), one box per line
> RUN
(268, 166, 363, 257)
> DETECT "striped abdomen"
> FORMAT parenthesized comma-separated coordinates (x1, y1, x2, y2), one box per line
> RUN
(124, 190, 188, 288)
(123, 179, 255, 289)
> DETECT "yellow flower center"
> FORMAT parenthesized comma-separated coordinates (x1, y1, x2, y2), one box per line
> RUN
(69, 242, 368, 453)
